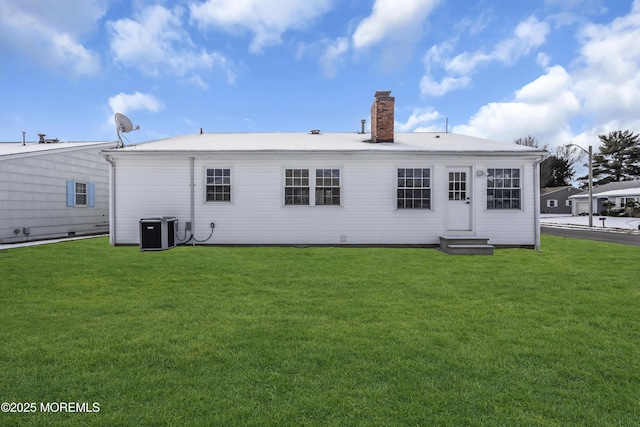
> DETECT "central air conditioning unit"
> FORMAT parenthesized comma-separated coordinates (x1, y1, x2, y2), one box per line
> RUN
(139, 217, 177, 251)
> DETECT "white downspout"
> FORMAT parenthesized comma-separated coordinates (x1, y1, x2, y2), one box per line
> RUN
(190, 157, 195, 246)
(533, 156, 544, 252)
(104, 155, 116, 246)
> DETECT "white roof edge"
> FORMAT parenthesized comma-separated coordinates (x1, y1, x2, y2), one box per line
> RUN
(569, 188, 640, 198)
(542, 186, 583, 196)
(0, 141, 117, 160)
(101, 148, 548, 157)
(99, 132, 549, 156)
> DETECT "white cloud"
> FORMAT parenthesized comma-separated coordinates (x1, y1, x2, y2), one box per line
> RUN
(444, 51, 492, 75)
(420, 75, 471, 97)
(319, 37, 349, 78)
(447, 1, 640, 150)
(453, 66, 580, 145)
(189, 0, 333, 54)
(421, 16, 550, 97)
(108, 5, 231, 87)
(395, 108, 442, 132)
(352, 0, 440, 49)
(536, 52, 551, 67)
(420, 41, 472, 96)
(295, 37, 349, 79)
(108, 92, 164, 116)
(0, 0, 102, 75)
(571, 0, 640, 135)
(449, 16, 549, 71)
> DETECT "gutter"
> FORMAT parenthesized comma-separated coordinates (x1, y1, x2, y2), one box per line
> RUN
(100, 149, 549, 158)
(104, 155, 116, 246)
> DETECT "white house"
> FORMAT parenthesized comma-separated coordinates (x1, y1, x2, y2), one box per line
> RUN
(0, 140, 116, 243)
(570, 180, 640, 215)
(101, 91, 548, 249)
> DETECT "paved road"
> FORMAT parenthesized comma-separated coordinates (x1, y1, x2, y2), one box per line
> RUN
(542, 227, 640, 247)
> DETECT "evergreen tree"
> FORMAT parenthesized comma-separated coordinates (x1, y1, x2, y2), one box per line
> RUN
(589, 130, 640, 186)
(540, 155, 574, 187)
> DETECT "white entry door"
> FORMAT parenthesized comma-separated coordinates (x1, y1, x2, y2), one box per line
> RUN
(446, 167, 472, 231)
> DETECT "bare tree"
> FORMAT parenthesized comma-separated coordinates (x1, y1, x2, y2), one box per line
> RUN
(514, 136, 578, 187)
(514, 135, 541, 148)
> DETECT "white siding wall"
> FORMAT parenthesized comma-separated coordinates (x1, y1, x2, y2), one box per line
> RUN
(112, 153, 540, 246)
(112, 157, 191, 244)
(474, 161, 537, 245)
(0, 147, 111, 243)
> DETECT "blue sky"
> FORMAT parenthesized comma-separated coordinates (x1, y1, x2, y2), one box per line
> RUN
(1, 0, 639, 151)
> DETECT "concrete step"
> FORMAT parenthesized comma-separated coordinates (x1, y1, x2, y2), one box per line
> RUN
(439, 236, 489, 246)
(439, 236, 494, 255)
(444, 244, 494, 255)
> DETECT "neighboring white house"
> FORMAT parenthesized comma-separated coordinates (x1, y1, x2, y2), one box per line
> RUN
(0, 140, 116, 243)
(101, 91, 548, 248)
(570, 180, 640, 215)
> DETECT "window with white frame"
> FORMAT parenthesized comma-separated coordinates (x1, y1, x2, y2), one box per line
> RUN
(566, 200, 572, 207)
(285, 169, 310, 205)
(487, 168, 521, 209)
(547, 199, 557, 208)
(315, 169, 340, 206)
(75, 182, 87, 205)
(397, 168, 431, 209)
(66, 180, 94, 207)
(206, 168, 231, 202)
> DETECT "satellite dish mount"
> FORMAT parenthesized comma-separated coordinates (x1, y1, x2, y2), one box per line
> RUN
(114, 113, 140, 148)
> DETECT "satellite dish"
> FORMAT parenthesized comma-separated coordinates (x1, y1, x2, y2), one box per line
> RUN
(114, 113, 140, 147)
(115, 113, 134, 133)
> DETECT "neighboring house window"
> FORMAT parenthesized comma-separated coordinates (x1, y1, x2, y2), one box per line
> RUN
(486, 168, 521, 209)
(566, 200, 572, 207)
(397, 168, 431, 209)
(285, 169, 310, 205)
(620, 197, 638, 207)
(315, 169, 340, 206)
(66, 180, 95, 207)
(206, 168, 231, 202)
(75, 183, 87, 205)
(547, 199, 557, 208)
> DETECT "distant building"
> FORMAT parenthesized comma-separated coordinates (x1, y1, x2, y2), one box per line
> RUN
(101, 91, 548, 249)
(569, 181, 640, 215)
(540, 186, 584, 214)
(0, 140, 116, 243)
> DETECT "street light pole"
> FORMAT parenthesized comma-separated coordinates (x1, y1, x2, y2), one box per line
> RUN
(587, 145, 593, 228)
(568, 144, 593, 227)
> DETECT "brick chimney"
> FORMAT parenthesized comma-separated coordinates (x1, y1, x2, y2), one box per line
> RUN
(370, 90, 394, 143)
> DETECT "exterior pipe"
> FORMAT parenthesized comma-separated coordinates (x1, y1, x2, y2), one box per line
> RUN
(104, 155, 116, 246)
(533, 156, 545, 252)
(190, 157, 195, 246)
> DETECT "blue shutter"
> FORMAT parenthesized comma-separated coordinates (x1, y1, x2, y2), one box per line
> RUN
(88, 182, 96, 207)
(66, 180, 75, 207)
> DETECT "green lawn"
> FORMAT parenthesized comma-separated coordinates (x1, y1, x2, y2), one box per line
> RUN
(0, 236, 638, 426)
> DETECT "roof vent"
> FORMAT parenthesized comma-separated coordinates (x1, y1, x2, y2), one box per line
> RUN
(37, 133, 59, 143)
(310, 129, 321, 135)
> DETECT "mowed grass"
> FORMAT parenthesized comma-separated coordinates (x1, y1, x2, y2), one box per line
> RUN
(0, 236, 638, 426)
